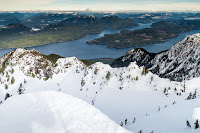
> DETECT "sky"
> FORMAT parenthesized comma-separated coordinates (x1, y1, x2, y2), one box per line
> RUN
(0, 0, 200, 11)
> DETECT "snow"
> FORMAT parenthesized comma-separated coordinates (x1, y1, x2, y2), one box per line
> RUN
(31, 28, 41, 31)
(0, 91, 130, 133)
(193, 107, 200, 120)
(1, 47, 200, 132)
(150, 33, 200, 80)
(117, 33, 200, 81)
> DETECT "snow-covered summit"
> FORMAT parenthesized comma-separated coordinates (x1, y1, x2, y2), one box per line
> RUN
(0, 91, 130, 133)
(151, 33, 200, 81)
(111, 48, 156, 68)
(111, 33, 200, 81)
(0, 48, 53, 79)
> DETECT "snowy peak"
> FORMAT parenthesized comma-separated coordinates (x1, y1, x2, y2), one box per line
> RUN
(0, 48, 53, 79)
(151, 33, 200, 81)
(111, 33, 200, 81)
(162, 33, 200, 61)
(111, 48, 156, 68)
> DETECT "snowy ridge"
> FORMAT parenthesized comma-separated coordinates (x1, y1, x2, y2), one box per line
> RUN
(111, 48, 156, 68)
(0, 91, 130, 133)
(0, 48, 200, 132)
(151, 33, 200, 81)
(0, 48, 53, 79)
(112, 33, 200, 81)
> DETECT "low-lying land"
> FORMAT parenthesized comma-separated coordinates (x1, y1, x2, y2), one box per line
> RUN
(86, 20, 200, 48)
(0, 16, 138, 49)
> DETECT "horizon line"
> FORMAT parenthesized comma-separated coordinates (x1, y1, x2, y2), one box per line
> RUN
(0, 9, 200, 13)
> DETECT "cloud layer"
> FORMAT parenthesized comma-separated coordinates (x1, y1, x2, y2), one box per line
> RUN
(0, 0, 200, 11)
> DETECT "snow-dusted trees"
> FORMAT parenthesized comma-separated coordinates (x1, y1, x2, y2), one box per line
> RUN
(18, 83, 24, 95)
(186, 89, 197, 100)
(186, 92, 192, 100)
(141, 67, 148, 76)
(193, 89, 197, 99)
(81, 79, 85, 86)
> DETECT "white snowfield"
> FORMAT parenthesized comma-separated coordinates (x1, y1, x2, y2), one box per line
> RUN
(0, 91, 131, 133)
(0, 47, 200, 132)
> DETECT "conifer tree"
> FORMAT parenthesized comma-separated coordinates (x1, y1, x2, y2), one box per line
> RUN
(192, 89, 197, 99)
(164, 88, 167, 94)
(18, 83, 24, 95)
(186, 120, 191, 128)
(133, 117, 136, 123)
(120, 122, 123, 126)
(195, 119, 199, 129)
(174, 87, 177, 91)
(125, 118, 127, 125)
(187, 92, 192, 100)
(158, 106, 161, 112)
(4, 93, 10, 100)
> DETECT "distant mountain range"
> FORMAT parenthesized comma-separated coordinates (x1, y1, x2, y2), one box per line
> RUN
(0, 18, 21, 26)
(0, 15, 139, 49)
(0, 23, 30, 33)
(48, 15, 138, 30)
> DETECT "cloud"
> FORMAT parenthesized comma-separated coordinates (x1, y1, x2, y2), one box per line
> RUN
(0, 0, 199, 11)
(1, 0, 63, 5)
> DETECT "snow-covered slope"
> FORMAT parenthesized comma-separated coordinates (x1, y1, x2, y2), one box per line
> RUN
(0, 48, 200, 133)
(111, 48, 157, 68)
(111, 33, 200, 81)
(151, 33, 200, 81)
(0, 91, 130, 133)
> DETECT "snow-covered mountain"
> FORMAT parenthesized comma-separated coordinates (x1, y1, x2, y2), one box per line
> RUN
(0, 48, 200, 133)
(111, 48, 157, 68)
(111, 33, 200, 81)
(0, 91, 130, 133)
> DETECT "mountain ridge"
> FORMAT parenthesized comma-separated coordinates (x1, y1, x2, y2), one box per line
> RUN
(111, 33, 200, 81)
(0, 47, 200, 132)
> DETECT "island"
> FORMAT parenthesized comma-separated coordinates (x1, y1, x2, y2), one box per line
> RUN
(86, 20, 200, 48)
